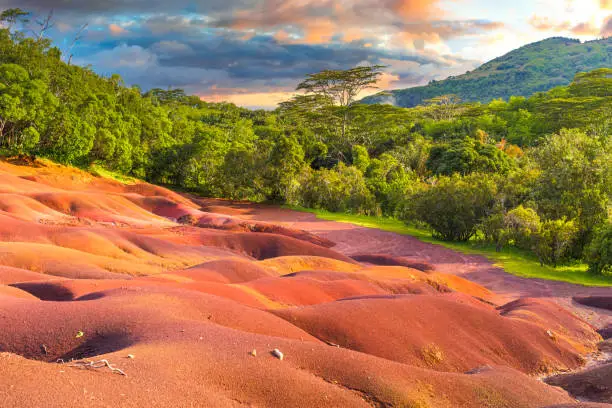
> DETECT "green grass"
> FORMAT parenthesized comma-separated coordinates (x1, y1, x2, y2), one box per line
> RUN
(88, 164, 139, 185)
(286, 206, 612, 287)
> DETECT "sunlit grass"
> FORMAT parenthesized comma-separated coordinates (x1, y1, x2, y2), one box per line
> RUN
(88, 164, 139, 184)
(287, 206, 612, 287)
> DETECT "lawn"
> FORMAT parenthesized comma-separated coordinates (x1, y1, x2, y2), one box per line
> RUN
(287, 206, 612, 287)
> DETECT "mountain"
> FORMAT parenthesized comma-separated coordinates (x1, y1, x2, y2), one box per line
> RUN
(362, 37, 612, 107)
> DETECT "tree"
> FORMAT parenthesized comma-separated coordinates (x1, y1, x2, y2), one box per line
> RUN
(412, 173, 498, 241)
(0, 63, 57, 152)
(297, 163, 377, 214)
(295, 65, 385, 146)
(584, 223, 612, 275)
(0, 9, 30, 32)
(427, 137, 515, 176)
(531, 128, 611, 256)
(351, 145, 370, 173)
(533, 218, 577, 267)
(265, 134, 306, 202)
(425, 94, 464, 121)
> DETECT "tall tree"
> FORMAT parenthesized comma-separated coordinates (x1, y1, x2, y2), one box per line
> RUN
(295, 65, 385, 146)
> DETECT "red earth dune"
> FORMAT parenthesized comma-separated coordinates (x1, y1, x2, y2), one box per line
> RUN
(0, 158, 610, 408)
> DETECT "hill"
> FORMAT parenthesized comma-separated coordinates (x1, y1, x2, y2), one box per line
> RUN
(362, 37, 612, 107)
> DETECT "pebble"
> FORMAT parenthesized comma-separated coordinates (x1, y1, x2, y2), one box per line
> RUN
(272, 349, 284, 361)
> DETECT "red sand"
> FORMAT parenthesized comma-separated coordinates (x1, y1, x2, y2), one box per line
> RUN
(0, 159, 610, 408)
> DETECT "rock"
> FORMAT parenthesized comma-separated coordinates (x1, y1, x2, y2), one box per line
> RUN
(272, 349, 283, 361)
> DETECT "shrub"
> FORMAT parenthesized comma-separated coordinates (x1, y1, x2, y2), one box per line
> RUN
(297, 163, 377, 214)
(584, 223, 612, 275)
(412, 173, 497, 241)
(532, 218, 577, 267)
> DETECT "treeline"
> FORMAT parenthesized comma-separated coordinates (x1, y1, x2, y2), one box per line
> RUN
(0, 14, 610, 274)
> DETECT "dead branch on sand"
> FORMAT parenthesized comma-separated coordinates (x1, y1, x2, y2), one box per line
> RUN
(68, 359, 127, 376)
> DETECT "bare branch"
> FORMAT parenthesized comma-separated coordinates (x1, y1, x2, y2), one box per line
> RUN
(35, 9, 54, 41)
(67, 23, 89, 65)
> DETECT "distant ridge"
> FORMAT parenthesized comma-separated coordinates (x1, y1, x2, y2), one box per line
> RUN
(362, 37, 612, 107)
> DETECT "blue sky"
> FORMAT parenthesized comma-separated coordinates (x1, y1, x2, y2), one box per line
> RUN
(2, 0, 609, 108)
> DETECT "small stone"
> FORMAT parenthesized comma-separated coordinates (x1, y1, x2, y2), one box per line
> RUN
(127, 354, 135, 359)
(250, 349, 257, 357)
(272, 349, 284, 361)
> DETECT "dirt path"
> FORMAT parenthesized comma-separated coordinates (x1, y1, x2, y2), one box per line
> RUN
(200, 200, 612, 332)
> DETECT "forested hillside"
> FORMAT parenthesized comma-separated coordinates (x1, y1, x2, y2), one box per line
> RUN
(362, 37, 612, 107)
(0, 15, 610, 274)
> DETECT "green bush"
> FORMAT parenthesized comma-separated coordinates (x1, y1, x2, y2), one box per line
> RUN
(412, 173, 497, 241)
(533, 218, 577, 267)
(297, 163, 377, 214)
(584, 223, 612, 275)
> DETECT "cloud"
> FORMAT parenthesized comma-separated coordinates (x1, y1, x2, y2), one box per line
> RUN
(10, 0, 602, 109)
(109, 23, 128, 36)
(602, 15, 612, 36)
(528, 15, 604, 36)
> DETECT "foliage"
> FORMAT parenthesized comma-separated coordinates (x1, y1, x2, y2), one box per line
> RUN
(532, 218, 578, 267)
(530, 128, 611, 257)
(584, 223, 612, 276)
(412, 174, 498, 241)
(297, 163, 377, 214)
(427, 137, 515, 175)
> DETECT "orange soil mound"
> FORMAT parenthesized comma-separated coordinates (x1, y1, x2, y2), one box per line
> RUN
(546, 363, 612, 403)
(0, 266, 58, 284)
(274, 293, 599, 375)
(259, 255, 362, 274)
(498, 298, 602, 353)
(162, 258, 274, 284)
(244, 269, 447, 307)
(0, 284, 39, 300)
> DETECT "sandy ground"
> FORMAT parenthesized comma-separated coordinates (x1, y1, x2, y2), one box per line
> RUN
(200, 200, 612, 332)
(1, 160, 611, 407)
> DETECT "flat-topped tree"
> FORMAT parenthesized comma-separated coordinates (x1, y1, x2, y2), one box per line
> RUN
(295, 65, 386, 148)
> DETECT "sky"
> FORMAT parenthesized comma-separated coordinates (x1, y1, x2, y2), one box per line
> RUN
(1, 0, 610, 108)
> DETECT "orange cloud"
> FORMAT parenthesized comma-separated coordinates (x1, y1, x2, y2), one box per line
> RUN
(224, 0, 454, 45)
(528, 16, 570, 31)
(529, 15, 604, 36)
(304, 19, 336, 44)
(392, 0, 441, 19)
(376, 72, 401, 89)
(570, 21, 599, 36)
(109, 23, 128, 36)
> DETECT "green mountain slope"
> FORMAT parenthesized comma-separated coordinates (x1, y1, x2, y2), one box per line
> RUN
(362, 37, 611, 107)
